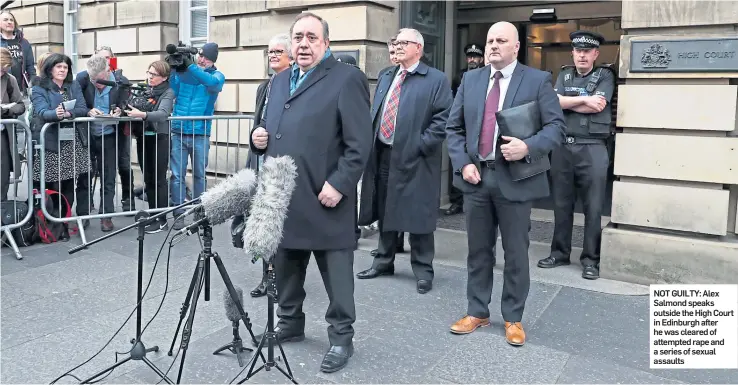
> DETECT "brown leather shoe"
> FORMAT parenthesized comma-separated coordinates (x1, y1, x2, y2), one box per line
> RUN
(505, 321, 525, 346)
(450, 315, 490, 334)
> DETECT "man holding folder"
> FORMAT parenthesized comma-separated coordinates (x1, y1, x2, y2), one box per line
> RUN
(444, 21, 565, 346)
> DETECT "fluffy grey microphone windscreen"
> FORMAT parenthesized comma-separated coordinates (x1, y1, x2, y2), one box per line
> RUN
(200, 167, 257, 226)
(242, 156, 298, 263)
(223, 286, 244, 322)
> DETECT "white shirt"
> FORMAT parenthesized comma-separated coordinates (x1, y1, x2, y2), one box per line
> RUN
(378, 60, 420, 145)
(482, 60, 518, 160)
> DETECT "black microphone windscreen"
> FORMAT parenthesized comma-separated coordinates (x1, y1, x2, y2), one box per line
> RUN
(242, 156, 298, 263)
(166, 44, 178, 54)
(200, 167, 258, 226)
(223, 286, 244, 322)
(95, 79, 117, 87)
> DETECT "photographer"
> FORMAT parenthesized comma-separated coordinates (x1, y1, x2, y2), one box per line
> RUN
(168, 42, 225, 230)
(76, 46, 135, 213)
(125, 60, 174, 233)
(76, 54, 125, 232)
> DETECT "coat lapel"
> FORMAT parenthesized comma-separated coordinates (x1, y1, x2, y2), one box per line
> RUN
(372, 66, 398, 121)
(474, 65, 491, 138)
(286, 56, 335, 103)
(502, 64, 524, 110)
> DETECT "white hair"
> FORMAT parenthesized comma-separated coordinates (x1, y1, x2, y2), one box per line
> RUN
(86, 55, 109, 79)
(398, 28, 424, 47)
(268, 33, 293, 59)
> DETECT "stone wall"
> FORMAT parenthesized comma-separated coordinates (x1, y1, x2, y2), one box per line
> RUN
(4, 0, 64, 61)
(600, 0, 738, 285)
(208, 0, 399, 115)
(74, 0, 178, 81)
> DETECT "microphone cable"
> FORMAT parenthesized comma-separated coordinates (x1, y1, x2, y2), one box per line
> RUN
(49, 211, 186, 384)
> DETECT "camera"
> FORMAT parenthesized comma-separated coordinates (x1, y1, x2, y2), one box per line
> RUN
(165, 42, 198, 71)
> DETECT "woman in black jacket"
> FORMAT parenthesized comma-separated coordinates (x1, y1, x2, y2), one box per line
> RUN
(1, 47, 26, 201)
(125, 60, 175, 233)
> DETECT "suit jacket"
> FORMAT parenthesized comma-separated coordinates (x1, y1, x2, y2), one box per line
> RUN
(445, 62, 565, 202)
(249, 54, 373, 250)
(245, 77, 271, 170)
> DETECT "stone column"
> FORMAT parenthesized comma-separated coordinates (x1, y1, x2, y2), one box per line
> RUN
(600, 0, 738, 285)
(4, 0, 64, 61)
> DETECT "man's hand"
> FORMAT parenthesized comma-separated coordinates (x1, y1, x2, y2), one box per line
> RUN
(500, 136, 529, 161)
(111, 107, 122, 117)
(462, 164, 481, 185)
(252, 126, 268, 150)
(585, 95, 606, 112)
(318, 182, 343, 208)
(88, 108, 103, 117)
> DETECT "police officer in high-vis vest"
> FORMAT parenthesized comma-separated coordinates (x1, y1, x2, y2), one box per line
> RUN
(537, 30, 615, 280)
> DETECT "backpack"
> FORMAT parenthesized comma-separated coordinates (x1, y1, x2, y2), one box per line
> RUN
(0, 200, 36, 247)
(31, 189, 74, 244)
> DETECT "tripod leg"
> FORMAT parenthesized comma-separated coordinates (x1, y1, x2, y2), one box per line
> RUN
(81, 355, 132, 383)
(212, 254, 262, 348)
(175, 259, 206, 384)
(142, 356, 174, 385)
(168, 255, 204, 356)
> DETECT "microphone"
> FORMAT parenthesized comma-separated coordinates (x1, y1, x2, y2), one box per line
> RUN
(174, 167, 258, 237)
(95, 79, 148, 91)
(223, 286, 244, 323)
(241, 156, 298, 263)
(94, 79, 119, 87)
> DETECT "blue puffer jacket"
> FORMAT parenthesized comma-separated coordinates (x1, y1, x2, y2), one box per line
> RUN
(170, 64, 225, 136)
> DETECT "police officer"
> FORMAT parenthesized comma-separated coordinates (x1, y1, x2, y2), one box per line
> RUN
(537, 30, 615, 280)
(445, 43, 484, 216)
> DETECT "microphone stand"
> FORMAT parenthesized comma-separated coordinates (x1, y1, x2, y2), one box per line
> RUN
(213, 320, 247, 367)
(167, 213, 263, 384)
(237, 261, 297, 384)
(68, 199, 199, 384)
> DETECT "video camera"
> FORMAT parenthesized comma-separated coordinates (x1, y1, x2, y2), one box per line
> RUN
(165, 42, 198, 72)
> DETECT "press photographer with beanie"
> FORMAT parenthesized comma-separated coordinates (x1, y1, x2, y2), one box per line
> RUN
(168, 42, 225, 230)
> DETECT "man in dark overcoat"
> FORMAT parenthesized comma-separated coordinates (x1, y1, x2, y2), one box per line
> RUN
(356, 28, 453, 295)
(249, 12, 372, 373)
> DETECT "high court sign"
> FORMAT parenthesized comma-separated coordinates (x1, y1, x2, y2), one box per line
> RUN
(630, 38, 738, 72)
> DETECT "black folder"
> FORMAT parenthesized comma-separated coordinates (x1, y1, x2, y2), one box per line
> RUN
(495, 101, 550, 181)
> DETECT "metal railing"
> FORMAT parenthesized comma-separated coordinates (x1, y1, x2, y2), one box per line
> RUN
(1, 119, 34, 260)
(36, 115, 255, 244)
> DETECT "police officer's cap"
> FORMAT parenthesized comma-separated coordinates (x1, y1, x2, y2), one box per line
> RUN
(335, 54, 357, 66)
(570, 30, 605, 49)
(464, 43, 484, 57)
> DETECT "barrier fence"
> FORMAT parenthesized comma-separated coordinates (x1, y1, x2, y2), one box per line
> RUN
(2, 114, 254, 251)
(0, 119, 34, 259)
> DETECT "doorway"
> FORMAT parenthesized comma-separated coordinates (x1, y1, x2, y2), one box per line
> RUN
(457, 17, 623, 216)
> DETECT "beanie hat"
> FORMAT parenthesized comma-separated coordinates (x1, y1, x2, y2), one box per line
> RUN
(201, 42, 219, 62)
(336, 54, 357, 66)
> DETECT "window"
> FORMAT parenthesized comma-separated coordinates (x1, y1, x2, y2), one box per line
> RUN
(179, 0, 209, 48)
(63, 0, 81, 72)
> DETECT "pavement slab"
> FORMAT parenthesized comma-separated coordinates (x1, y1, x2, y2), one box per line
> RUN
(1, 217, 736, 384)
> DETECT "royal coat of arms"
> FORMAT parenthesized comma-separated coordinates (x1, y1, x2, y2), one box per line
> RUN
(640, 43, 672, 68)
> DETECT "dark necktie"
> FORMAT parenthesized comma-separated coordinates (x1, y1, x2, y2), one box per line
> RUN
(479, 71, 503, 158)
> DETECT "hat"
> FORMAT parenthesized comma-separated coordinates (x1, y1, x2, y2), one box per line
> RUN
(335, 54, 357, 66)
(570, 30, 605, 49)
(200, 42, 219, 62)
(464, 43, 484, 57)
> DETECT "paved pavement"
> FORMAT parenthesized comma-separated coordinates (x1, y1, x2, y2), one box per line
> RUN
(2, 216, 736, 384)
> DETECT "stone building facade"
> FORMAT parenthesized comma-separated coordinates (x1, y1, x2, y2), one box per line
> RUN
(3, 0, 737, 286)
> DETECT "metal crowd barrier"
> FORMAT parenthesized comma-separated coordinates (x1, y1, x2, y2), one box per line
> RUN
(1, 119, 34, 260)
(36, 115, 254, 245)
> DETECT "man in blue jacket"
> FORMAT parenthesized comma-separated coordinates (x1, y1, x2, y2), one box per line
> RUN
(169, 42, 225, 230)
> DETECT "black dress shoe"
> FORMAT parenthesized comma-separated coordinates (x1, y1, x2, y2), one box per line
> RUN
(320, 344, 353, 373)
(370, 248, 378, 257)
(250, 280, 267, 297)
(582, 264, 600, 280)
(356, 266, 394, 279)
(444, 203, 462, 215)
(537, 256, 570, 268)
(417, 279, 432, 294)
(251, 326, 305, 347)
(395, 242, 405, 253)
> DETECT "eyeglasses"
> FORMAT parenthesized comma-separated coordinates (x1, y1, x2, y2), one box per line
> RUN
(392, 40, 418, 47)
(267, 49, 285, 57)
(146, 71, 161, 77)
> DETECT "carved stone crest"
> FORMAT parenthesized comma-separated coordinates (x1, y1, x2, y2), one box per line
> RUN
(640, 43, 672, 68)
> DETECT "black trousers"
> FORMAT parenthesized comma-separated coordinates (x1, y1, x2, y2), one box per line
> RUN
(0, 130, 11, 201)
(117, 128, 134, 202)
(88, 133, 118, 214)
(136, 134, 170, 212)
(550, 142, 609, 266)
(373, 143, 434, 281)
(275, 248, 356, 346)
(446, 157, 463, 206)
(464, 166, 531, 322)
